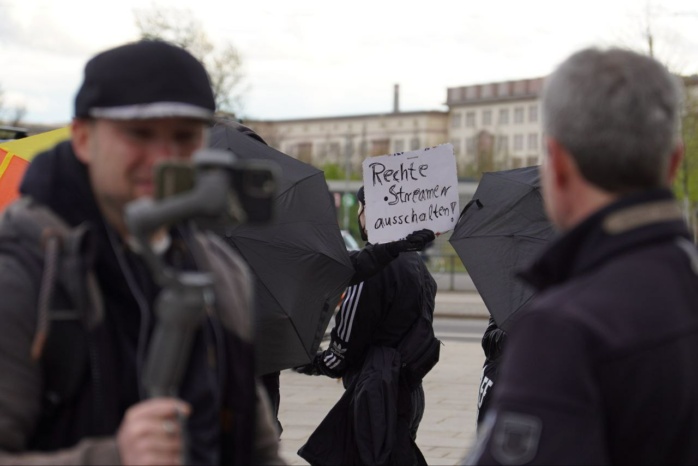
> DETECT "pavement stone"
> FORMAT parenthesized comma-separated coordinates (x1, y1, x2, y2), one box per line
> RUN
(434, 290, 489, 319)
(277, 337, 485, 465)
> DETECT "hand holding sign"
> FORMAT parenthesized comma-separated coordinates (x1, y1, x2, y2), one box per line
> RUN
(385, 229, 436, 256)
(361, 144, 459, 244)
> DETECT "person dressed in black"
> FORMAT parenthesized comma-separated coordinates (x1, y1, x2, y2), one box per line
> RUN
(476, 316, 506, 427)
(465, 47, 698, 465)
(213, 118, 434, 440)
(296, 186, 439, 465)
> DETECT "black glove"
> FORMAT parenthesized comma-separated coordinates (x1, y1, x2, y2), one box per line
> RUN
(385, 229, 435, 256)
(293, 353, 323, 376)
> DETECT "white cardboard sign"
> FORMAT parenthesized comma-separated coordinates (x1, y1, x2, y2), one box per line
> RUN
(361, 144, 459, 244)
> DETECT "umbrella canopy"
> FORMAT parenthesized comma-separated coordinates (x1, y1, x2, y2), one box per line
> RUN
(449, 166, 556, 330)
(210, 125, 355, 375)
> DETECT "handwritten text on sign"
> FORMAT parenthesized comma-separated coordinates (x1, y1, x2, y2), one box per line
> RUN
(361, 144, 459, 244)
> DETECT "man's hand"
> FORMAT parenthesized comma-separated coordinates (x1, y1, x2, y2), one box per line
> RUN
(116, 398, 191, 466)
(293, 353, 323, 376)
(386, 229, 435, 256)
(294, 362, 321, 376)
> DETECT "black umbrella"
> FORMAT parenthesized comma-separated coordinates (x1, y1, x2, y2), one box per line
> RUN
(449, 166, 556, 330)
(209, 125, 355, 375)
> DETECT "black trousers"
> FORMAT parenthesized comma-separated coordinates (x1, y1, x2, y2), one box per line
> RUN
(259, 371, 283, 435)
(476, 360, 498, 427)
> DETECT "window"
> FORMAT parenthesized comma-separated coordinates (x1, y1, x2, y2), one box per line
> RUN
(394, 139, 404, 152)
(529, 105, 538, 123)
(451, 138, 461, 156)
(497, 135, 509, 152)
(481, 84, 494, 98)
(497, 82, 510, 97)
(359, 140, 368, 156)
(514, 134, 524, 152)
(498, 109, 509, 125)
(527, 133, 538, 151)
(514, 107, 524, 124)
(297, 142, 313, 163)
(451, 113, 462, 128)
(526, 156, 539, 166)
(329, 142, 341, 157)
(482, 110, 492, 126)
(465, 86, 478, 100)
(410, 137, 420, 150)
(466, 111, 476, 128)
(466, 137, 476, 155)
(370, 139, 390, 156)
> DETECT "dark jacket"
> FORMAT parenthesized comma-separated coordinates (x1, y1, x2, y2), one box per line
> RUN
(298, 346, 424, 466)
(301, 250, 437, 465)
(468, 189, 698, 465)
(319, 250, 436, 377)
(0, 142, 282, 465)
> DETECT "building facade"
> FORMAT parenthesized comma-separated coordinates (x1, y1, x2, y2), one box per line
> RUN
(446, 77, 545, 177)
(246, 78, 547, 179)
(247, 110, 449, 175)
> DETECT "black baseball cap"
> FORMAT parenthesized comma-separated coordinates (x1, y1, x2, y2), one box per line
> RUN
(74, 40, 215, 121)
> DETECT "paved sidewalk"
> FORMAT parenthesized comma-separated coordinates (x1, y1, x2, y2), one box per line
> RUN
(434, 290, 489, 319)
(276, 338, 485, 465)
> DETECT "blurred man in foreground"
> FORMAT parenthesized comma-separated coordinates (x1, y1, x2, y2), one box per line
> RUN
(0, 40, 282, 465)
(466, 47, 698, 464)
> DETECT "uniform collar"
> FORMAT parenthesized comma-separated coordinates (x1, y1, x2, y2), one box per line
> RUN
(520, 189, 691, 290)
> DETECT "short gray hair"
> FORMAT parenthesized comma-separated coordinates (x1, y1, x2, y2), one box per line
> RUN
(542, 47, 683, 193)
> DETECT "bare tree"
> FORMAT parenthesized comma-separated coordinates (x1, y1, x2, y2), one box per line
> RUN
(8, 105, 26, 127)
(134, 7, 246, 116)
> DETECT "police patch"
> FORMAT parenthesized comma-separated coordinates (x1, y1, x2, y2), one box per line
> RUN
(490, 412, 541, 465)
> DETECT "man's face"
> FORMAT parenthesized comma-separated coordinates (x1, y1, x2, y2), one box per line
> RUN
(72, 117, 208, 233)
(357, 202, 368, 241)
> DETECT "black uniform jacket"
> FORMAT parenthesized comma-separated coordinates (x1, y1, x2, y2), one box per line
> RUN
(467, 189, 698, 465)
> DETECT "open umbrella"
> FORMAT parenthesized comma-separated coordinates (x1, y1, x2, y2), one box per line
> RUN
(210, 125, 355, 375)
(449, 166, 556, 330)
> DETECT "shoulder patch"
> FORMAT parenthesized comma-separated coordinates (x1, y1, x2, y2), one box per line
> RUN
(490, 412, 542, 465)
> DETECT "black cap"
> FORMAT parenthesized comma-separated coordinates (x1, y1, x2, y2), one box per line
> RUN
(357, 186, 365, 205)
(74, 40, 215, 121)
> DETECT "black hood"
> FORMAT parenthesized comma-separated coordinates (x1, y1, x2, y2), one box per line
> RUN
(19, 140, 103, 229)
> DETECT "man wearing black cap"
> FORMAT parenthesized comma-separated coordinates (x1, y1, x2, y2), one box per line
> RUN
(0, 40, 282, 465)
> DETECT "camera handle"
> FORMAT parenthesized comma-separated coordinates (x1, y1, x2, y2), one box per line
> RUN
(124, 152, 238, 464)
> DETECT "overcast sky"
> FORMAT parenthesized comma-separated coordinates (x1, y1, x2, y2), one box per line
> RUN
(2, 0, 697, 125)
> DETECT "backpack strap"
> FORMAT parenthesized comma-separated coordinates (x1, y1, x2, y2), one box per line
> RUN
(0, 198, 103, 407)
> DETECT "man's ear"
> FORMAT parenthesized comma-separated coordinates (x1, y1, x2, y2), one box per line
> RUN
(545, 138, 574, 191)
(71, 118, 92, 164)
(666, 143, 685, 185)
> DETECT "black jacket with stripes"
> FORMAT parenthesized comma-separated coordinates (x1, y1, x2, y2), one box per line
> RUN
(319, 250, 437, 378)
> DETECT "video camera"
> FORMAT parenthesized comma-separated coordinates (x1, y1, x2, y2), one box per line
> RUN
(149, 147, 278, 229)
(124, 148, 278, 402)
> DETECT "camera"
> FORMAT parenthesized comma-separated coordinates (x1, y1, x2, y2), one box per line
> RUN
(154, 148, 278, 226)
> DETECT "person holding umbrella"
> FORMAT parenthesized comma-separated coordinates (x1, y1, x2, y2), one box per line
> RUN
(465, 47, 698, 465)
(296, 186, 438, 465)
(0, 40, 282, 465)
